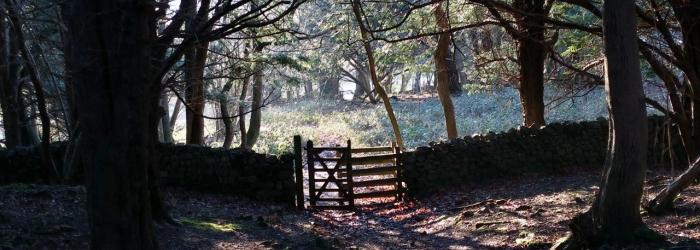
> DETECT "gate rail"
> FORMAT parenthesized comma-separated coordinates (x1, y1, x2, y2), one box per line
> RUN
(292, 135, 404, 210)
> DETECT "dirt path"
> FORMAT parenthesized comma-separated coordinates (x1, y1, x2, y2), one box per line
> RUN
(1, 171, 699, 249)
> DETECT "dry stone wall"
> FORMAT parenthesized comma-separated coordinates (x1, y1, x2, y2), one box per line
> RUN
(0, 144, 295, 203)
(402, 116, 683, 195)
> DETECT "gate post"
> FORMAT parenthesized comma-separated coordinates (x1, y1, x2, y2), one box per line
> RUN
(307, 140, 317, 207)
(394, 142, 404, 201)
(346, 140, 354, 208)
(293, 135, 304, 210)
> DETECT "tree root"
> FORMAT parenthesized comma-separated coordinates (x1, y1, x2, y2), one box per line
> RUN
(551, 212, 668, 250)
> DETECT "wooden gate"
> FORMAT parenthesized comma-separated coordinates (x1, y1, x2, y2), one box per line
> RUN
(293, 136, 404, 210)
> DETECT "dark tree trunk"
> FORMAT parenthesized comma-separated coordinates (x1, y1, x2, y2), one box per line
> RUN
(399, 73, 408, 93)
(245, 49, 264, 149)
(148, 86, 169, 223)
(220, 100, 234, 149)
(351, 63, 378, 103)
(20, 86, 40, 145)
(220, 81, 235, 149)
(447, 43, 462, 96)
(183, 1, 210, 145)
(413, 71, 421, 93)
(184, 42, 208, 145)
(555, 1, 663, 248)
(434, 4, 458, 140)
(169, 98, 181, 132)
(0, 10, 22, 149)
(238, 76, 249, 148)
(62, 0, 158, 248)
(514, 0, 547, 128)
(304, 80, 313, 99)
(454, 45, 468, 85)
(160, 95, 173, 143)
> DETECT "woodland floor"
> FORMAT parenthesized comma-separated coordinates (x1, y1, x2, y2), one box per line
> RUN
(1, 171, 700, 250)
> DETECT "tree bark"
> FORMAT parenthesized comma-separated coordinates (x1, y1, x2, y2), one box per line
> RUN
(399, 72, 408, 93)
(220, 80, 235, 149)
(304, 80, 313, 99)
(454, 44, 469, 85)
(555, 1, 663, 248)
(244, 42, 266, 149)
(514, 0, 547, 128)
(434, 3, 458, 140)
(183, 1, 211, 145)
(413, 71, 421, 93)
(184, 41, 208, 145)
(169, 97, 181, 132)
(238, 76, 249, 149)
(160, 95, 173, 143)
(447, 44, 462, 96)
(62, 0, 158, 248)
(351, 0, 404, 147)
(349, 61, 378, 103)
(0, 9, 23, 149)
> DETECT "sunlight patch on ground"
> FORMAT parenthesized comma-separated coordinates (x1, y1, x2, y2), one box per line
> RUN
(180, 218, 241, 233)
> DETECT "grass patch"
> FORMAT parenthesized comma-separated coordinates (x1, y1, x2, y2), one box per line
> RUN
(172, 85, 666, 154)
(180, 218, 241, 233)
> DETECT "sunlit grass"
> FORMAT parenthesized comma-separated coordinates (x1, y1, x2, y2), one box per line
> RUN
(180, 218, 241, 233)
(249, 86, 610, 154)
(170, 85, 667, 154)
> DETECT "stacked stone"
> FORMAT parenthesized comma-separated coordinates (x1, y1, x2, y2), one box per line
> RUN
(403, 116, 681, 195)
(159, 144, 295, 203)
(0, 143, 65, 184)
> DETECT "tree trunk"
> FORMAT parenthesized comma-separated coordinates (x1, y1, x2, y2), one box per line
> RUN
(434, 4, 458, 140)
(169, 97, 181, 133)
(413, 71, 421, 93)
(554, 1, 663, 248)
(454, 45, 469, 85)
(424, 72, 435, 92)
(384, 73, 394, 94)
(351, 0, 404, 148)
(184, 40, 208, 145)
(514, 0, 547, 128)
(160, 95, 173, 143)
(244, 45, 264, 149)
(399, 72, 408, 93)
(0, 10, 22, 149)
(447, 44, 462, 96)
(22, 87, 40, 145)
(304, 80, 313, 99)
(62, 0, 158, 248)
(220, 80, 235, 149)
(351, 62, 378, 103)
(238, 76, 249, 148)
